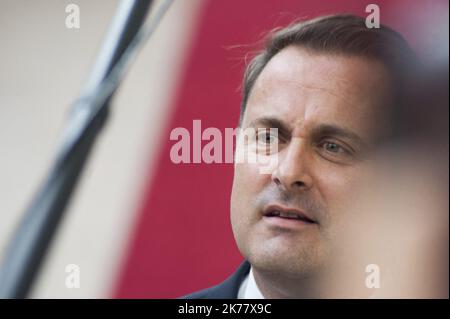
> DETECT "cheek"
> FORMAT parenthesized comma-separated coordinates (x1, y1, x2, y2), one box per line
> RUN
(231, 162, 270, 220)
(313, 163, 368, 216)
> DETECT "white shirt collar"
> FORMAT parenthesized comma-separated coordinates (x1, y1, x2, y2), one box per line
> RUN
(237, 266, 265, 299)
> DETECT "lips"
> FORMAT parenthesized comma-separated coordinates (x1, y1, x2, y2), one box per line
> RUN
(263, 204, 316, 224)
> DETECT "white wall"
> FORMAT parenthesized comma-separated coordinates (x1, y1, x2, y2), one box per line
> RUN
(0, 0, 203, 298)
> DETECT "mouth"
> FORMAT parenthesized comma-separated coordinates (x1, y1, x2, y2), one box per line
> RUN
(262, 204, 317, 228)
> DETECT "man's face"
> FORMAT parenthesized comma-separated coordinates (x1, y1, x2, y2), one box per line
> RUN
(230, 46, 393, 278)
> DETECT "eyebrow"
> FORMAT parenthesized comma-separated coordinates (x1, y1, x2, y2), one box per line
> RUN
(311, 123, 366, 148)
(247, 117, 367, 148)
(247, 117, 290, 136)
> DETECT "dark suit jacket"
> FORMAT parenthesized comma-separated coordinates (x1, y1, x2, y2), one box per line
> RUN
(182, 261, 251, 299)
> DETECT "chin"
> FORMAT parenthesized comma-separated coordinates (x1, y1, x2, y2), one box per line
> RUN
(244, 238, 328, 279)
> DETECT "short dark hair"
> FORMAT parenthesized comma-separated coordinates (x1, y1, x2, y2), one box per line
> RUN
(240, 14, 418, 123)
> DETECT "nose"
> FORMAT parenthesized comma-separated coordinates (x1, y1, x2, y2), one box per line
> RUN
(271, 137, 314, 192)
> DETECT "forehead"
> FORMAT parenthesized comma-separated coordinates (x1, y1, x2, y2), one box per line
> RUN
(243, 46, 393, 141)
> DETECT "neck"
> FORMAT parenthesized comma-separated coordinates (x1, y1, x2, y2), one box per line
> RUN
(252, 265, 374, 299)
(252, 267, 322, 299)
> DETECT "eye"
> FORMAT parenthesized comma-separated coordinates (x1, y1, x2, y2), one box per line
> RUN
(317, 138, 359, 164)
(317, 140, 353, 159)
(322, 142, 342, 153)
(257, 129, 278, 145)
